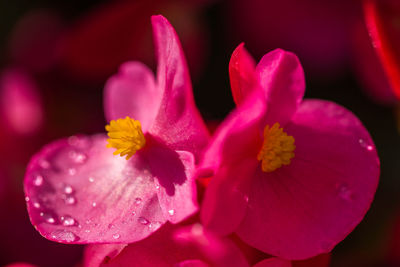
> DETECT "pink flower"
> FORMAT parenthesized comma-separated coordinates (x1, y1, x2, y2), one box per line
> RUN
(23, 15, 209, 244)
(199, 44, 380, 260)
(83, 223, 249, 267)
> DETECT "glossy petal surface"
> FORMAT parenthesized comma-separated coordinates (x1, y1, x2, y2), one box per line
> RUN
(237, 100, 380, 259)
(256, 49, 305, 125)
(229, 43, 258, 106)
(150, 15, 209, 157)
(104, 61, 160, 132)
(24, 135, 166, 244)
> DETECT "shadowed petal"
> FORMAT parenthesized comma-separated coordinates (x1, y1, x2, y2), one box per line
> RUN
(229, 43, 258, 106)
(237, 100, 379, 259)
(84, 244, 127, 267)
(256, 49, 305, 125)
(104, 61, 161, 132)
(24, 134, 167, 244)
(149, 15, 209, 157)
(254, 258, 291, 267)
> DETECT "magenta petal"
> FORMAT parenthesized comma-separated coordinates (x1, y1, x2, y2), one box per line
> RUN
(84, 244, 127, 267)
(148, 147, 198, 223)
(253, 258, 292, 267)
(237, 100, 379, 259)
(104, 61, 160, 132)
(24, 134, 167, 244)
(229, 43, 258, 106)
(198, 90, 265, 177)
(176, 260, 210, 267)
(201, 158, 257, 236)
(149, 15, 209, 157)
(256, 49, 305, 125)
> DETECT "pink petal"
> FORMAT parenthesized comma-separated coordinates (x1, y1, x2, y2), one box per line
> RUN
(237, 100, 379, 259)
(5, 264, 38, 267)
(149, 15, 209, 157)
(253, 258, 292, 267)
(148, 146, 198, 223)
(104, 61, 161, 132)
(24, 134, 166, 244)
(176, 260, 210, 267)
(201, 158, 257, 236)
(229, 43, 258, 106)
(256, 49, 305, 125)
(84, 244, 127, 267)
(198, 90, 266, 177)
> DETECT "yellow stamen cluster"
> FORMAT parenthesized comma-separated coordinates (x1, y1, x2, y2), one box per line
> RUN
(105, 116, 146, 160)
(257, 122, 295, 172)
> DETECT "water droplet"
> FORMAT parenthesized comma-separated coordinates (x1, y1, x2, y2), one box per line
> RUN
(149, 221, 162, 231)
(33, 202, 41, 208)
(132, 211, 136, 216)
(168, 209, 175, 216)
(92, 202, 97, 207)
(41, 212, 56, 224)
(138, 217, 149, 225)
(63, 184, 74, 194)
(85, 219, 92, 225)
(112, 233, 120, 239)
(359, 139, 374, 151)
(68, 168, 77, 176)
(65, 196, 76, 205)
(337, 183, 353, 201)
(134, 198, 142, 205)
(25, 196, 30, 202)
(39, 159, 50, 169)
(85, 229, 91, 233)
(108, 224, 115, 229)
(50, 230, 79, 242)
(61, 215, 77, 226)
(88, 177, 95, 183)
(69, 150, 87, 164)
(155, 184, 160, 190)
(366, 145, 374, 151)
(33, 175, 44, 186)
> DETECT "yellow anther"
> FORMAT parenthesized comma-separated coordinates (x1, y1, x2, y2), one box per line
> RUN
(257, 122, 295, 172)
(105, 116, 146, 160)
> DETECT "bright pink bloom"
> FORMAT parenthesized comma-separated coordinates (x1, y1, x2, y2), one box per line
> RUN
(199, 44, 380, 260)
(83, 223, 249, 267)
(24, 15, 209, 244)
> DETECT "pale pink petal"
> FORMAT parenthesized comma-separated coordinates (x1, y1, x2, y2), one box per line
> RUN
(24, 134, 166, 244)
(253, 258, 292, 267)
(149, 15, 209, 157)
(201, 159, 257, 236)
(237, 100, 379, 260)
(84, 244, 127, 267)
(198, 90, 266, 177)
(150, 148, 198, 223)
(229, 43, 258, 106)
(256, 49, 305, 125)
(104, 61, 161, 132)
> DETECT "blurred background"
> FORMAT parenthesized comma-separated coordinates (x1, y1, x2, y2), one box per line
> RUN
(0, 0, 399, 266)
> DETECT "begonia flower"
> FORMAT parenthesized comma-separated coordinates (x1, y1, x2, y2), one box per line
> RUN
(84, 223, 249, 267)
(23, 15, 209, 244)
(199, 44, 380, 260)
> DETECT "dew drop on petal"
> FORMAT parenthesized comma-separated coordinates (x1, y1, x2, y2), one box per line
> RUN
(39, 159, 50, 169)
(134, 198, 142, 205)
(64, 195, 76, 205)
(138, 217, 149, 225)
(63, 184, 74, 194)
(33, 174, 44, 186)
(33, 202, 41, 208)
(41, 212, 56, 224)
(149, 221, 162, 231)
(51, 230, 79, 242)
(25, 196, 30, 202)
(92, 202, 97, 207)
(132, 211, 136, 216)
(68, 168, 76, 176)
(69, 150, 87, 164)
(168, 209, 175, 216)
(88, 176, 95, 183)
(61, 215, 76, 226)
(108, 224, 115, 229)
(337, 183, 353, 201)
(112, 233, 120, 239)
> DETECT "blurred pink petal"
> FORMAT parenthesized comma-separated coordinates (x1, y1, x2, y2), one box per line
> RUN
(201, 48, 380, 259)
(253, 258, 291, 267)
(5, 263, 38, 267)
(84, 224, 249, 267)
(25, 15, 208, 244)
(84, 244, 127, 267)
(0, 69, 44, 135)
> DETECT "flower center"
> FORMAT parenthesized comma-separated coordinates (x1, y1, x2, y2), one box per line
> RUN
(105, 116, 146, 160)
(257, 122, 295, 172)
